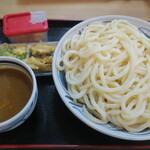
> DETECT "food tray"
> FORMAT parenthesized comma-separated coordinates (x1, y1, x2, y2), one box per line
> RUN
(0, 19, 150, 150)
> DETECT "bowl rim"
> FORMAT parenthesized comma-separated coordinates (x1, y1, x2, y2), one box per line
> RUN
(52, 15, 150, 141)
(0, 56, 37, 127)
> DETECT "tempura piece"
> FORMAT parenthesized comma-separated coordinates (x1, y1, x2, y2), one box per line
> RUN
(24, 56, 52, 71)
(13, 46, 26, 56)
(0, 43, 27, 60)
(29, 43, 56, 55)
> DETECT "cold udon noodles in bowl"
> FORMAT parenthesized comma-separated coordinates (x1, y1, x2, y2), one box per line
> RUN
(53, 15, 150, 140)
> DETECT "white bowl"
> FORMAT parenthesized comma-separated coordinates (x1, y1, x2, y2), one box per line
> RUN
(52, 15, 150, 141)
(0, 56, 38, 132)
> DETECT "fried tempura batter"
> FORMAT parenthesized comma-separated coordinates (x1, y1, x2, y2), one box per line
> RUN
(29, 43, 55, 55)
(24, 56, 52, 71)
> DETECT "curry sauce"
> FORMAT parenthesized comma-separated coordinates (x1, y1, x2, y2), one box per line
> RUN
(0, 65, 32, 122)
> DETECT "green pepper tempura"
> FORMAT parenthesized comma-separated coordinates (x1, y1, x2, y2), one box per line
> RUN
(0, 43, 27, 60)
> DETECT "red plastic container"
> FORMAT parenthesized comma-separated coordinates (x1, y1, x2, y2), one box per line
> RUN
(3, 11, 48, 43)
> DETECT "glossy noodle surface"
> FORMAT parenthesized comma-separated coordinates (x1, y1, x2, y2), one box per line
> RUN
(57, 19, 150, 132)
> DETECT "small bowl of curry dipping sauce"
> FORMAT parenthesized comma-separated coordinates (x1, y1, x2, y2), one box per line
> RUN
(0, 56, 38, 133)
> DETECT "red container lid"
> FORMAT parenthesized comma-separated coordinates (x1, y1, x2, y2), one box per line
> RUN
(3, 11, 48, 37)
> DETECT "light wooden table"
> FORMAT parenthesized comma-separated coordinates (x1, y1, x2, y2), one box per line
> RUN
(0, 0, 150, 20)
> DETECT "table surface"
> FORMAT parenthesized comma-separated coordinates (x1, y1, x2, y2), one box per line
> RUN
(0, 0, 150, 20)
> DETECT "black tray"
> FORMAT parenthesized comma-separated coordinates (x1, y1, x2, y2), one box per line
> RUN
(0, 19, 150, 150)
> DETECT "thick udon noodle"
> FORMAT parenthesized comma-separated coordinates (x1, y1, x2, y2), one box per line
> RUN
(57, 19, 150, 133)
